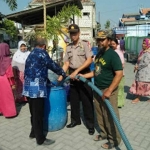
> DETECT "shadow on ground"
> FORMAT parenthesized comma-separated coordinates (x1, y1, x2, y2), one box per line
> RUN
(124, 85, 150, 102)
(124, 86, 134, 101)
(16, 102, 28, 115)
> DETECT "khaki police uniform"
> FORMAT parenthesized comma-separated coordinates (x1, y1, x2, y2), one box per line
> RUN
(63, 39, 94, 129)
(64, 40, 93, 69)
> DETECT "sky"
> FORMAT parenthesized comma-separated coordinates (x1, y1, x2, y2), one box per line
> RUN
(1, 0, 150, 28)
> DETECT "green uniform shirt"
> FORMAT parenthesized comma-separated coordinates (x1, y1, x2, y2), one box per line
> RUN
(94, 48, 123, 89)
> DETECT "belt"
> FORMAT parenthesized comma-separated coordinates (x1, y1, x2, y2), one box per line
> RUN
(69, 67, 90, 74)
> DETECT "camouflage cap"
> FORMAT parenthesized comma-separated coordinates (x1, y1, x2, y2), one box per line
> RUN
(95, 31, 111, 39)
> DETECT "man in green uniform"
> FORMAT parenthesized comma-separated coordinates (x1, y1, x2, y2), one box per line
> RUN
(79, 31, 123, 149)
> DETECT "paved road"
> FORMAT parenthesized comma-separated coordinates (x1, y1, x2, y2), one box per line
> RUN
(0, 62, 150, 150)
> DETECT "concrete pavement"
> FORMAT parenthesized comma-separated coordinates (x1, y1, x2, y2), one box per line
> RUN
(0, 62, 150, 150)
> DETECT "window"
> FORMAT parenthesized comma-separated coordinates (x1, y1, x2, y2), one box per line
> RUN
(83, 12, 90, 16)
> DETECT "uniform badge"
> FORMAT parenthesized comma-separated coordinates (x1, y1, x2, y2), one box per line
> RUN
(79, 43, 84, 51)
(71, 26, 74, 29)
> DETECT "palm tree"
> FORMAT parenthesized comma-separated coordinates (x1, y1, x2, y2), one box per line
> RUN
(104, 20, 110, 30)
(3, 0, 17, 11)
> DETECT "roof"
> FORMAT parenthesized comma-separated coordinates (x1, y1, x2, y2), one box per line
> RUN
(122, 13, 140, 18)
(5, 0, 83, 25)
(30, 0, 92, 3)
(140, 8, 150, 15)
(30, 0, 64, 5)
(121, 18, 136, 23)
(124, 20, 150, 26)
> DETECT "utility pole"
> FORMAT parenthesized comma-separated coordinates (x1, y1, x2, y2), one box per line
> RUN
(43, 0, 46, 34)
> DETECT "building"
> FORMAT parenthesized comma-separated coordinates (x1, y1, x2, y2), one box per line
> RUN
(28, 0, 96, 45)
(113, 8, 150, 38)
(74, 0, 96, 45)
(115, 8, 150, 62)
(6, 0, 96, 45)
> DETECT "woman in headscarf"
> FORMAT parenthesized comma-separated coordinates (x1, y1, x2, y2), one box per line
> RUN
(12, 41, 30, 103)
(0, 43, 17, 118)
(130, 38, 150, 104)
(111, 38, 125, 108)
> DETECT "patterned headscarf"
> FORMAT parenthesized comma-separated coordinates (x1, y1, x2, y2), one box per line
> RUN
(138, 38, 150, 57)
(0, 43, 12, 76)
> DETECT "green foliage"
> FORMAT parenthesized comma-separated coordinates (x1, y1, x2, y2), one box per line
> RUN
(96, 22, 101, 32)
(104, 20, 110, 29)
(45, 5, 82, 40)
(3, 0, 17, 11)
(2, 19, 18, 40)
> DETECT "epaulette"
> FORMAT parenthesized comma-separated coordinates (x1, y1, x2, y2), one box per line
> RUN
(82, 40, 91, 50)
(82, 40, 88, 43)
(67, 43, 73, 46)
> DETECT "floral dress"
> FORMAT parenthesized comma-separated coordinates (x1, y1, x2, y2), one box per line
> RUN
(130, 51, 150, 96)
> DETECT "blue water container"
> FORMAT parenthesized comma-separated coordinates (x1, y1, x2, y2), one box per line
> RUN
(90, 47, 98, 85)
(44, 86, 67, 131)
(90, 62, 95, 71)
(48, 70, 58, 83)
(90, 62, 95, 84)
(92, 47, 98, 55)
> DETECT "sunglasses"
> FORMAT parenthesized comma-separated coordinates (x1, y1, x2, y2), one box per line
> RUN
(97, 38, 106, 42)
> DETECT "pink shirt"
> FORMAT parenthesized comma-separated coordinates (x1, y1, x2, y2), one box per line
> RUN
(115, 49, 124, 64)
(115, 49, 125, 75)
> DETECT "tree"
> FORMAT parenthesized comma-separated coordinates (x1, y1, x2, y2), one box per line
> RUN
(96, 22, 101, 32)
(35, 5, 82, 40)
(104, 20, 110, 30)
(3, 0, 17, 11)
(2, 19, 18, 40)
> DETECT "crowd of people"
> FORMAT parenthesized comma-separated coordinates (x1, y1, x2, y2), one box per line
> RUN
(0, 23, 150, 149)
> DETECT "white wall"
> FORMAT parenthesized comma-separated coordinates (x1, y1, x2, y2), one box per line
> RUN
(74, 3, 96, 45)
(126, 24, 150, 36)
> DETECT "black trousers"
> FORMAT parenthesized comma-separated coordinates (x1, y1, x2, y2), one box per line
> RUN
(27, 97, 46, 145)
(69, 80, 94, 129)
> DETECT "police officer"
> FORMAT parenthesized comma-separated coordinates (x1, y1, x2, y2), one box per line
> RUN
(58, 24, 95, 135)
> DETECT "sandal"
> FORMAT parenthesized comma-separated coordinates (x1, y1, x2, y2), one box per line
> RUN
(101, 142, 115, 149)
(93, 135, 106, 141)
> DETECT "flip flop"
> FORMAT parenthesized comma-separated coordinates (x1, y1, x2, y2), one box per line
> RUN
(93, 135, 106, 141)
(101, 142, 115, 149)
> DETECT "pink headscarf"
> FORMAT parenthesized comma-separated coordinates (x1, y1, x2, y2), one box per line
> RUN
(145, 38, 150, 49)
(0, 43, 12, 76)
(138, 38, 150, 58)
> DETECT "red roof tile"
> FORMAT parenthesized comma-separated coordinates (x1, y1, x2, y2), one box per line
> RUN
(141, 8, 150, 15)
(121, 18, 136, 22)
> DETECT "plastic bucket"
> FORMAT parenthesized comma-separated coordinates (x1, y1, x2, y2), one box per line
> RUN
(44, 86, 67, 131)
(48, 70, 58, 84)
